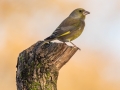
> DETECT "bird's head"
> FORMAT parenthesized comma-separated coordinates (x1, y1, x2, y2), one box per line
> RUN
(69, 8, 90, 20)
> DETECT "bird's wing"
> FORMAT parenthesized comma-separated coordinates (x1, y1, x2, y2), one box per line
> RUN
(52, 17, 81, 37)
(44, 17, 83, 41)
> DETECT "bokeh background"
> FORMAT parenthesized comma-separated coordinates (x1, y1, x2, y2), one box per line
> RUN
(0, 0, 120, 90)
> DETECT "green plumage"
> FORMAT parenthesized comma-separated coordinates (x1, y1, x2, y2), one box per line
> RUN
(56, 17, 85, 42)
(41, 8, 90, 49)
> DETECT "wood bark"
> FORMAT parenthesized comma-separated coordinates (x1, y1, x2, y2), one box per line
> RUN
(16, 41, 78, 90)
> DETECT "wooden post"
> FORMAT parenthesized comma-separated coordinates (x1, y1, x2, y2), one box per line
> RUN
(16, 41, 78, 90)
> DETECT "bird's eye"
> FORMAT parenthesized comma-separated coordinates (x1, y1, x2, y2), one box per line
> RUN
(79, 10, 82, 12)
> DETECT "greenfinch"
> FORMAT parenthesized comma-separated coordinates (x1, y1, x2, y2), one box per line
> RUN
(41, 8, 90, 49)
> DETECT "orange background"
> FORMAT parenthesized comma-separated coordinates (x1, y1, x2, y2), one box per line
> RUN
(0, 0, 120, 90)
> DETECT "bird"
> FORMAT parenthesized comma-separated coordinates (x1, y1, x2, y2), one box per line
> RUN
(40, 8, 90, 50)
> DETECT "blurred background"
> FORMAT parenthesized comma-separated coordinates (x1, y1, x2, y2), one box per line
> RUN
(0, 0, 120, 90)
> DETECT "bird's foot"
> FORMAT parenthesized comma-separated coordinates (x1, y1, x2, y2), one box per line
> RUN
(69, 41, 81, 50)
(74, 46, 81, 50)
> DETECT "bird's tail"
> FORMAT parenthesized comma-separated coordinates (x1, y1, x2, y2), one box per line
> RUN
(44, 34, 56, 41)
(40, 40, 49, 47)
(40, 35, 56, 47)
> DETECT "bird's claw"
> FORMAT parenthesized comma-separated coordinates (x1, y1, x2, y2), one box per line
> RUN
(74, 46, 81, 50)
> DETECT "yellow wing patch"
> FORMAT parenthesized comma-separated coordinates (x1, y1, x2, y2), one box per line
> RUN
(59, 31, 70, 37)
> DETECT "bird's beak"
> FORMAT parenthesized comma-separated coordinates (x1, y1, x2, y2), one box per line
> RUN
(83, 10, 90, 15)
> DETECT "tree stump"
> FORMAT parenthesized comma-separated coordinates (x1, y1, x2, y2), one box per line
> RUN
(16, 41, 78, 90)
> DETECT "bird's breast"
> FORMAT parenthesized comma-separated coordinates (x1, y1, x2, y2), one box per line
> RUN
(57, 27, 84, 42)
(57, 20, 85, 42)
(69, 27, 84, 41)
